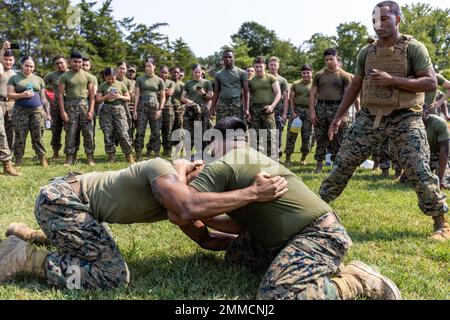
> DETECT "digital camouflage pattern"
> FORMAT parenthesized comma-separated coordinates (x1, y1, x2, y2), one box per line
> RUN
(63, 99, 95, 156)
(320, 109, 448, 217)
(285, 105, 314, 156)
(49, 100, 64, 153)
(12, 106, 46, 158)
(99, 104, 133, 155)
(248, 104, 278, 158)
(34, 174, 130, 290)
(161, 103, 174, 154)
(225, 213, 352, 300)
(216, 99, 244, 122)
(1, 101, 14, 150)
(183, 103, 211, 152)
(135, 98, 161, 154)
(314, 102, 348, 162)
(0, 107, 11, 161)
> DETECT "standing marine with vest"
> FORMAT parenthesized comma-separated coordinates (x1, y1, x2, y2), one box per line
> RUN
(159, 66, 175, 157)
(134, 58, 166, 161)
(309, 48, 353, 174)
(211, 50, 249, 123)
(7, 56, 51, 168)
(320, 1, 450, 241)
(0, 43, 16, 152)
(44, 56, 68, 161)
(58, 52, 96, 166)
(285, 64, 314, 166)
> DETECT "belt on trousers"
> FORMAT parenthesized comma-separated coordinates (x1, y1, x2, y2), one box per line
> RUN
(141, 96, 157, 101)
(317, 99, 342, 105)
(64, 172, 85, 202)
(310, 211, 341, 229)
(219, 97, 241, 104)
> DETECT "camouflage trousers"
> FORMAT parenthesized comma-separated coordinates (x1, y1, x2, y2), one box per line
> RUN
(124, 103, 137, 143)
(161, 103, 174, 152)
(314, 102, 348, 162)
(99, 104, 133, 155)
(63, 99, 95, 156)
(171, 104, 184, 147)
(135, 98, 161, 153)
(248, 104, 278, 159)
(50, 100, 64, 152)
(216, 99, 244, 122)
(183, 103, 211, 152)
(1, 100, 15, 152)
(320, 108, 448, 217)
(285, 105, 314, 156)
(0, 108, 11, 161)
(274, 103, 286, 151)
(34, 174, 130, 290)
(372, 137, 401, 170)
(225, 212, 353, 300)
(12, 106, 46, 158)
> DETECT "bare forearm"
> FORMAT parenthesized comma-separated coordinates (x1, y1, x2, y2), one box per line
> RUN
(438, 148, 449, 183)
(336, 82, 361, 120)
(391, 76, 436, 93)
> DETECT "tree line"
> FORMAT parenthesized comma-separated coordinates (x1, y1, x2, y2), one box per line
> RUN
(0, 0, 448, 81)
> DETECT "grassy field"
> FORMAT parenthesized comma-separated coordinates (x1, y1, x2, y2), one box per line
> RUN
(0, 127, 448, 300)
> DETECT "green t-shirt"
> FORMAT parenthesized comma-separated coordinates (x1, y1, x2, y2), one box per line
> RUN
(80, 158, 178, 224)
(215, 66, 247, 100)
(7, 72, 45, 93)
(313, 68, 352, 101)
(44, 71, 65, 97)
(184, 79, 213, 105)
(58, 70, 94, 99)
(136, 74, 165, 99)
(0, 69, 16, 98)
(162, 79, 175, 105)
(291, 79, 312, 106)
(249, 73, 278, 105)
(190, 146, 332, 247)
(355, 37, 433, 78)
(425, 115, 450, 154)
(117, 77, 133, 92)
(172, 81, 184, 106)
(98, 81, 128, 106)
(425, 74, 447, 105)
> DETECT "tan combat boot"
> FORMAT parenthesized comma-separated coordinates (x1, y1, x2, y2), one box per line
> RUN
(14, 157, 23, 167)
(300, 154, 308, 166)
(51, 149, 60, 160)
(431, 215, 450, 241)
(107, 153, 117, 163)
(3, 160, 21, 177)
(126, 154, 135, 164)
(64, 154, 74, 166)
(39, 155, 49, 168)
(0, 236, 48, 283)
(5, 223, 50, 246)
(332, 261, 402, 300)
(86, 154, 95, 166)
(315, 161, 323, 174)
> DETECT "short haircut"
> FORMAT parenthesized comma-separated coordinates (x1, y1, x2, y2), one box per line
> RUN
(269, 56, 280, 64)
(214, 117, 248, 139)
(223, 50, 234, 56)
(103, 67, 117, 77)
(70, 51, 83, 60)
(376, 1, 401, 16)
(179, 68, 185, 73)
(301, 64, 313, 72)
(3, 49, 14, 58)
(53, 55, 66, 62)
(254, 56, 266, 65)
(323, 48, 337, 57)
(145, 58, 156, 65)
(82, 57, 90, 62)
(117, 61, 127, 68)
(160, 65, 169, 72)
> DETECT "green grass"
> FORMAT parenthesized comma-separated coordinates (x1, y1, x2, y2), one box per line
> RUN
(0, 127, 448, 300)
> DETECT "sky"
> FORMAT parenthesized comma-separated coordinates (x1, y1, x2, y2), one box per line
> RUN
(102, 0, 448, 58)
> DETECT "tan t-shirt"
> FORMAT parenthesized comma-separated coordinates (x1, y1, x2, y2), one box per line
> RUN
(313, 68, 352, 101)
(80, 158, 177, 224)
(291, 80, 312, 106)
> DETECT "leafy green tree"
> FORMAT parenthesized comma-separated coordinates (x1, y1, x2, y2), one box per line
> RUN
(232, 21, 278, 57)
(335, 22, 369, 73)
(304, 33, 337, 72)
(169, 38, 197, 72)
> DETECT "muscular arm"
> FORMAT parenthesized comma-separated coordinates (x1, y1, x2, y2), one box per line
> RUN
(211, 79, 220, 112)
(152, 174, 285, 222)
(438, 141, 449, 187)
(178, 221, 237, 251)
(372, 67, 437, 93)
(243, 80, 250, 115)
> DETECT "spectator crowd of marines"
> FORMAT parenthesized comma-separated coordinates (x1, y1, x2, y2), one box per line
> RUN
(0, 0, 448, 300)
